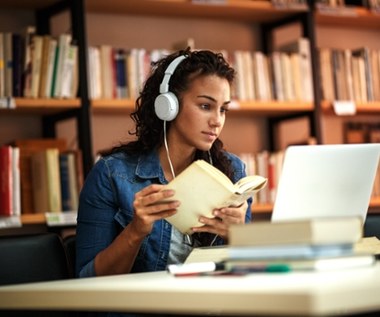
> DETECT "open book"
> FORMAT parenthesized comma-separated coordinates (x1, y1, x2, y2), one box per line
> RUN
(162, 160, 267, 234)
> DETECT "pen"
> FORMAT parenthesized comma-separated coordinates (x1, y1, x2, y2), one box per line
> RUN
(229, 264, 291, 274)
(167, 261, 225, 275)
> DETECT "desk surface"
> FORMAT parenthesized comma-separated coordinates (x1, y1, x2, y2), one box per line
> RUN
(1, 263, 380, 316)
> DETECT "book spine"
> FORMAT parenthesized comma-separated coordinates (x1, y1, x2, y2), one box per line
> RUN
(59, 153, 71, 211)
(0, 146, 13, 216)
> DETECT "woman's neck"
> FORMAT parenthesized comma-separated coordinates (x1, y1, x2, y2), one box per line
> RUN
(158, 145, 195, 181)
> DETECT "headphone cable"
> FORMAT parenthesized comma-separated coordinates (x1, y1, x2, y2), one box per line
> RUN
(164, 120, 176, 179)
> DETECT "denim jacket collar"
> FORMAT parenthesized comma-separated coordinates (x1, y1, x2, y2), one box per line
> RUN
(136, 150, 168, 184)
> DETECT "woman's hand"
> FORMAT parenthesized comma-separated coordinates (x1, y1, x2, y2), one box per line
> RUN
(191, 201, 248, 240)
(130, 184, 180, 237)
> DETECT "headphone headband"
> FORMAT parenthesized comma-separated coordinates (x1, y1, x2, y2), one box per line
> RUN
(159, 55, 187, 94)
(154, 54, 187, 121)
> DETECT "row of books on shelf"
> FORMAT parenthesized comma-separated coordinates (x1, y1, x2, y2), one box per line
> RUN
(239, 146, 380, 205)
(344, 121, 380, 144)
(317, 0, 380, 11)
(1, 140, 378, 219)
(168, 217, 379, 276)
(0, 139, 83, 217)
(319, 47, 380, 103)
(88, 37, 314, 103)
(0, 28, 78, 107)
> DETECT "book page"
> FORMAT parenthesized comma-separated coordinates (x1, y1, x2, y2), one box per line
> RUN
(184, 246, 228, 264)
(355, 236, 380, 255)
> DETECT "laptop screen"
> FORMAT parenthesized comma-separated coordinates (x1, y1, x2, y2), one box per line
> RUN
(271, 144, 380, 223)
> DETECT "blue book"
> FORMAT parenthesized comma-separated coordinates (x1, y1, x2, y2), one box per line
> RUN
(59, 153, 71, 211)
(114, 49, 127, 98)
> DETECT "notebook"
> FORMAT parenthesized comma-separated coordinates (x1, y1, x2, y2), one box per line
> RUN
(271, 143, 380, 223)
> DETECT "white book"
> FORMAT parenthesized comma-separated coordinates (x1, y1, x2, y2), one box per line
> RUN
(279, 38, 314, 102)
(233, 51, 246, 100)
(271, 52, 284, 101)
(53, 34, 72, 98)
(159, 160, 267, 234)
(88, 46, 102, 99)
(61, 44, 78, 98)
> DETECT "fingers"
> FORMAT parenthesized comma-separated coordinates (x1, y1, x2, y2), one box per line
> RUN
(133, 184, 180, 219)
(192, 202, 248, 238)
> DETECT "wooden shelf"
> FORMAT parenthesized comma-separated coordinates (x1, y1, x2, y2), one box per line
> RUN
(316, 7, 380, 29)
(0, 0, 61, 10)
(20, 213, 46, 225)
(251, 203, 273, 215)
(321, 100, 380, 115)
(10, 197, 380, 226)
(91, 99, 313, 116)
(251, 197, 380, 216)
(0, 98, 81, 115)
(20, 212, 77, 226)
(85, 0, 308, 22)
(235, 100, 313, 116)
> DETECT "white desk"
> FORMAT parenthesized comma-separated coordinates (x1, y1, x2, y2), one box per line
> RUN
(1, 263, 380, 316)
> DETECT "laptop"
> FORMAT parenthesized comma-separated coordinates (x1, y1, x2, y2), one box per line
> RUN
(271, 143, 380, 223)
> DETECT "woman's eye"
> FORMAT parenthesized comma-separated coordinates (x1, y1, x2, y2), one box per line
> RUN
(221, 107, 229, 113)
(200, 104, 210, 110)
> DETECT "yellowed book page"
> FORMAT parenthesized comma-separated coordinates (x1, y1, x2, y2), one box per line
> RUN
(355, 236, 380, 255)
(184, 246, 228, 264)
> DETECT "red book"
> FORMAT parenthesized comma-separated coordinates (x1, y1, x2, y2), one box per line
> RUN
(0, 146, 13, 216)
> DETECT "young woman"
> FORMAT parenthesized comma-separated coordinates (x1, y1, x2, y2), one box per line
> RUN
(76, 48, 252, 278)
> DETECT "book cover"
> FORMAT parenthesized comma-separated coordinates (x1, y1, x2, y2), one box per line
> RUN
(162, 160, 267, 234)
(0, 145, 13, 216)
(59, 153, 71, 211)
(59, 151, 79, 212)
(30, 35, 43, 98)
(53, 33, 72, 98)
(12, 33, 23, 97)
(31, 148, 62, 213)
(3, 32, 13, 98)
(223, 253, 375, 272)
(12, 138, 67, 214)
(38, 35, 52, 98)
(12, 147, 21, 216)
(278, 37, 313, 102)
(229, 217, 363, 247)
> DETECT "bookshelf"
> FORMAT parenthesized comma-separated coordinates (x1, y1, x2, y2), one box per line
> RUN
(0, 0, 91, 229)
(1, 0, 380, 228)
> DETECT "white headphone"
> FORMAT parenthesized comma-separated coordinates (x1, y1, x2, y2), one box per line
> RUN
(154, 55, 187, 121)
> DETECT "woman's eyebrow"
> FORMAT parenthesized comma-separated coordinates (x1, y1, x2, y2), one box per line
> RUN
(197, 95, 231, 105)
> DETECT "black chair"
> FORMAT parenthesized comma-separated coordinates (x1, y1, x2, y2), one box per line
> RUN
(0, 232, 72, 317)
(364, 215, 380, 239)
(63, 234, 76, 278)
(0, 232, 71, 286)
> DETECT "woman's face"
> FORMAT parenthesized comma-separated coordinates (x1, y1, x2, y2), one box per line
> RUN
(169, 74, 231, 152)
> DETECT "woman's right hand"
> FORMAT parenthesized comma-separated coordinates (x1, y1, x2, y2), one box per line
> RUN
(130, 184, 179, 237)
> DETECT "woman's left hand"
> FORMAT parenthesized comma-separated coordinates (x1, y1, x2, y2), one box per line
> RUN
(192, 201, 248, 240)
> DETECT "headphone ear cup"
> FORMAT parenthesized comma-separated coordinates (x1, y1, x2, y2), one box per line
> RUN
(154, 92, 179, 121)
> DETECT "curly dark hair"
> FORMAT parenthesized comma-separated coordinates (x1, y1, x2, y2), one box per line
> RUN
(101, 48, 236, 180)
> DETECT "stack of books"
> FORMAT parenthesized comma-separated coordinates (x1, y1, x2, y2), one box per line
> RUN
(224, 217, 375, 273)
(168, 217, 377, 276)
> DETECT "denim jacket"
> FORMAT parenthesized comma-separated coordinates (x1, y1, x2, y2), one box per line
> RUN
(76, 150, 252, 278)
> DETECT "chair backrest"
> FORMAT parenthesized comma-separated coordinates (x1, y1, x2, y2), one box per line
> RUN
(0, 232, 71, 286)
(63, 234, 76, 278)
